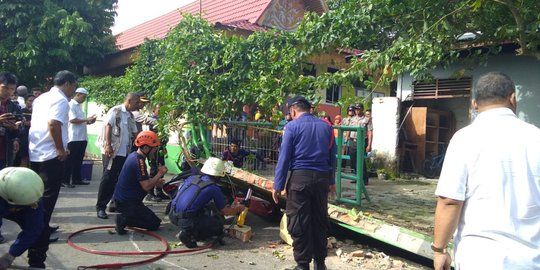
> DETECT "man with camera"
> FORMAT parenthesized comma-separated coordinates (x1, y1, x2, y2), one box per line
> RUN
(0, 72, 22, 170)
(0, 72, 23, 244)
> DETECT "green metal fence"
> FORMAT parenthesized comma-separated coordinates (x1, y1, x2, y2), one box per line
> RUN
(205, 121, 370, 207)
(334, 126, 370, 207)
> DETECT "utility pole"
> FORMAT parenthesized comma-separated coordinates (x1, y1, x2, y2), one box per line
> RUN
(199, 0, 202, 17)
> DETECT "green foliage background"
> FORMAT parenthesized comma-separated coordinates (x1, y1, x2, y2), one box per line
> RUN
(0, 0, 118, 86)
(81, 0, 538, 131)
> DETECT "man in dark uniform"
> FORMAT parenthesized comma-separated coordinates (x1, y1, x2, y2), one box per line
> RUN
(272, 96, 337, 270)
(221, 139, 266, 170)
(350, 103, 372, 185)
(112, 131, 168, 235)
(0, 167, 49, 269)
(169, 157, 245, 248)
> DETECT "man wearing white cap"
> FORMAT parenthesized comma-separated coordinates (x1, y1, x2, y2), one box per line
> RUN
(63, 88, 96, 187)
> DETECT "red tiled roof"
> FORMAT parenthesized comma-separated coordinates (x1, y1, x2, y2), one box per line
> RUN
(115, 0, 273, 50)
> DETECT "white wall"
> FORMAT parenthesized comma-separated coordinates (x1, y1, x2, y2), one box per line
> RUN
(398, 54, 540, 129)
(372, 97, 400, 159)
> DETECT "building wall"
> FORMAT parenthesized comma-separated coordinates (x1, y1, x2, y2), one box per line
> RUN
(371, 97, 400, 160)
(398, 54, 540, 129)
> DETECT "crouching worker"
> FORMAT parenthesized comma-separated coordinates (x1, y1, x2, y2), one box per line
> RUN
(170, 157, 245, 248)
(0, 167, 49, 269)
(113, 131, 168, 235)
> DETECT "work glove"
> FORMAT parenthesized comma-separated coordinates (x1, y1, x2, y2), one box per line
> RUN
(0, 253, 15, 270)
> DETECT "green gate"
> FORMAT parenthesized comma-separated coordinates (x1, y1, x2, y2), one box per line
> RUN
(334, 126, 370, 207)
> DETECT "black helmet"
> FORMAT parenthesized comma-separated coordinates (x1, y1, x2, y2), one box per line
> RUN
(347, 105, 355, 111)
(354, 103, 364, 109)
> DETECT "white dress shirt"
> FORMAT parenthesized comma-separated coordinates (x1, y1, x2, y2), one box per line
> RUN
(28, 87, 69, 162)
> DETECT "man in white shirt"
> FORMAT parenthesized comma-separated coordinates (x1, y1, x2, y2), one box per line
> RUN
(433, 72, 540, 270)
(95, 93, 140, 219)
(28, 70, 77, 267)
(63, 88, 96, 187)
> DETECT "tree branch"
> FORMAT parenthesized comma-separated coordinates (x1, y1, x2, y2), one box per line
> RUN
(494, 0, 530, 55)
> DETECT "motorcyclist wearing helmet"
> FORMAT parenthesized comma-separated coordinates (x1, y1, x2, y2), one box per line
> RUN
(112, 131, 168, 235)
(170, 157, 245, 248)
(0, 167, 49, 269)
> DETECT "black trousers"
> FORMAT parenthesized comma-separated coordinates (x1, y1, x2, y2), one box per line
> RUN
(148, 150, 166, 196)
(115, 200, 161, 231)
(286, 170, 330, 266)
(64, 140, 87, 184)
(170, 211, 224, 241)
(30, 158, 64, 225)
(349, 138, 368, 183)
(96, 155, 126, 211)
(4, 205, 49, 267)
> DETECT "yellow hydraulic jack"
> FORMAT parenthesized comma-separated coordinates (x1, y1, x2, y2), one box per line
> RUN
(236, 187, 252, 226)
(230, 187, 253, 242)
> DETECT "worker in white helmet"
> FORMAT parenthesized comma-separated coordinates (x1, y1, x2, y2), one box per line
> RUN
(169, 157, 245, 248)
(0, 167, 48, 269)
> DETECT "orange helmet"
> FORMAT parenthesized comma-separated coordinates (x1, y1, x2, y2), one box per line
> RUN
(135, 131, 160, 147)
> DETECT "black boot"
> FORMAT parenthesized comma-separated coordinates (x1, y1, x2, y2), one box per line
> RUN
(28, 248, 46, 269)
(178, 231, 197, 248)
(115, 214, 127, 235)
(314, 260, 326, 270)
(215, 232, 226, 246)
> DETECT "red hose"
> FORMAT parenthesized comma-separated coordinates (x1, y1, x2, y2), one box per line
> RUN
(67, 225, 213, 269)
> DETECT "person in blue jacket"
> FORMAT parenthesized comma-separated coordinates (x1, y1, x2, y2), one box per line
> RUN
(113, 131, 168, 235)
(169, 157, 245, 248)
(0, 167, 48, 269)
(272, 96, 337, 270)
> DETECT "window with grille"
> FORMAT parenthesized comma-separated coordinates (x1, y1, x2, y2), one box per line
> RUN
(325, 68, 341, 103)
(326, 84, 341, 103)
(353, 77, 384, 100)
(413, 77, 472, 99)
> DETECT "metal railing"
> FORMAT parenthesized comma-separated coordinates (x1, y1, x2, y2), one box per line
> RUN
(209, 121, 283, 179)
(207, 121, 370, 206)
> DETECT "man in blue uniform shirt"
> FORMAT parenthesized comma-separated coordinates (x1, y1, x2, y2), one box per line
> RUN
(170, 157, 245, 248)
(0, 167, 48, 269)
(113, 131, 168, 235)
(272, 96, 337, 270)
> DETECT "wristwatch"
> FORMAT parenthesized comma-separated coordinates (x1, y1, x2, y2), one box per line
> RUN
(431, 242, 447, 254)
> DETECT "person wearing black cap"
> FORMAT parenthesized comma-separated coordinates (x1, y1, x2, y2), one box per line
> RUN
(341, 105, 356, 169)
(273, 96, 337, 270)
(342, 103, 372, 185)
(354, 103, 372, 185)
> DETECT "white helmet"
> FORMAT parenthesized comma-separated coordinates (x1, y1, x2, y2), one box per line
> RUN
(0, 167, 44, 205)
(201, 157, 226, 177)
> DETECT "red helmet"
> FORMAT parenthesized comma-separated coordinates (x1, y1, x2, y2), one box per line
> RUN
(135, 131, 160, 147)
